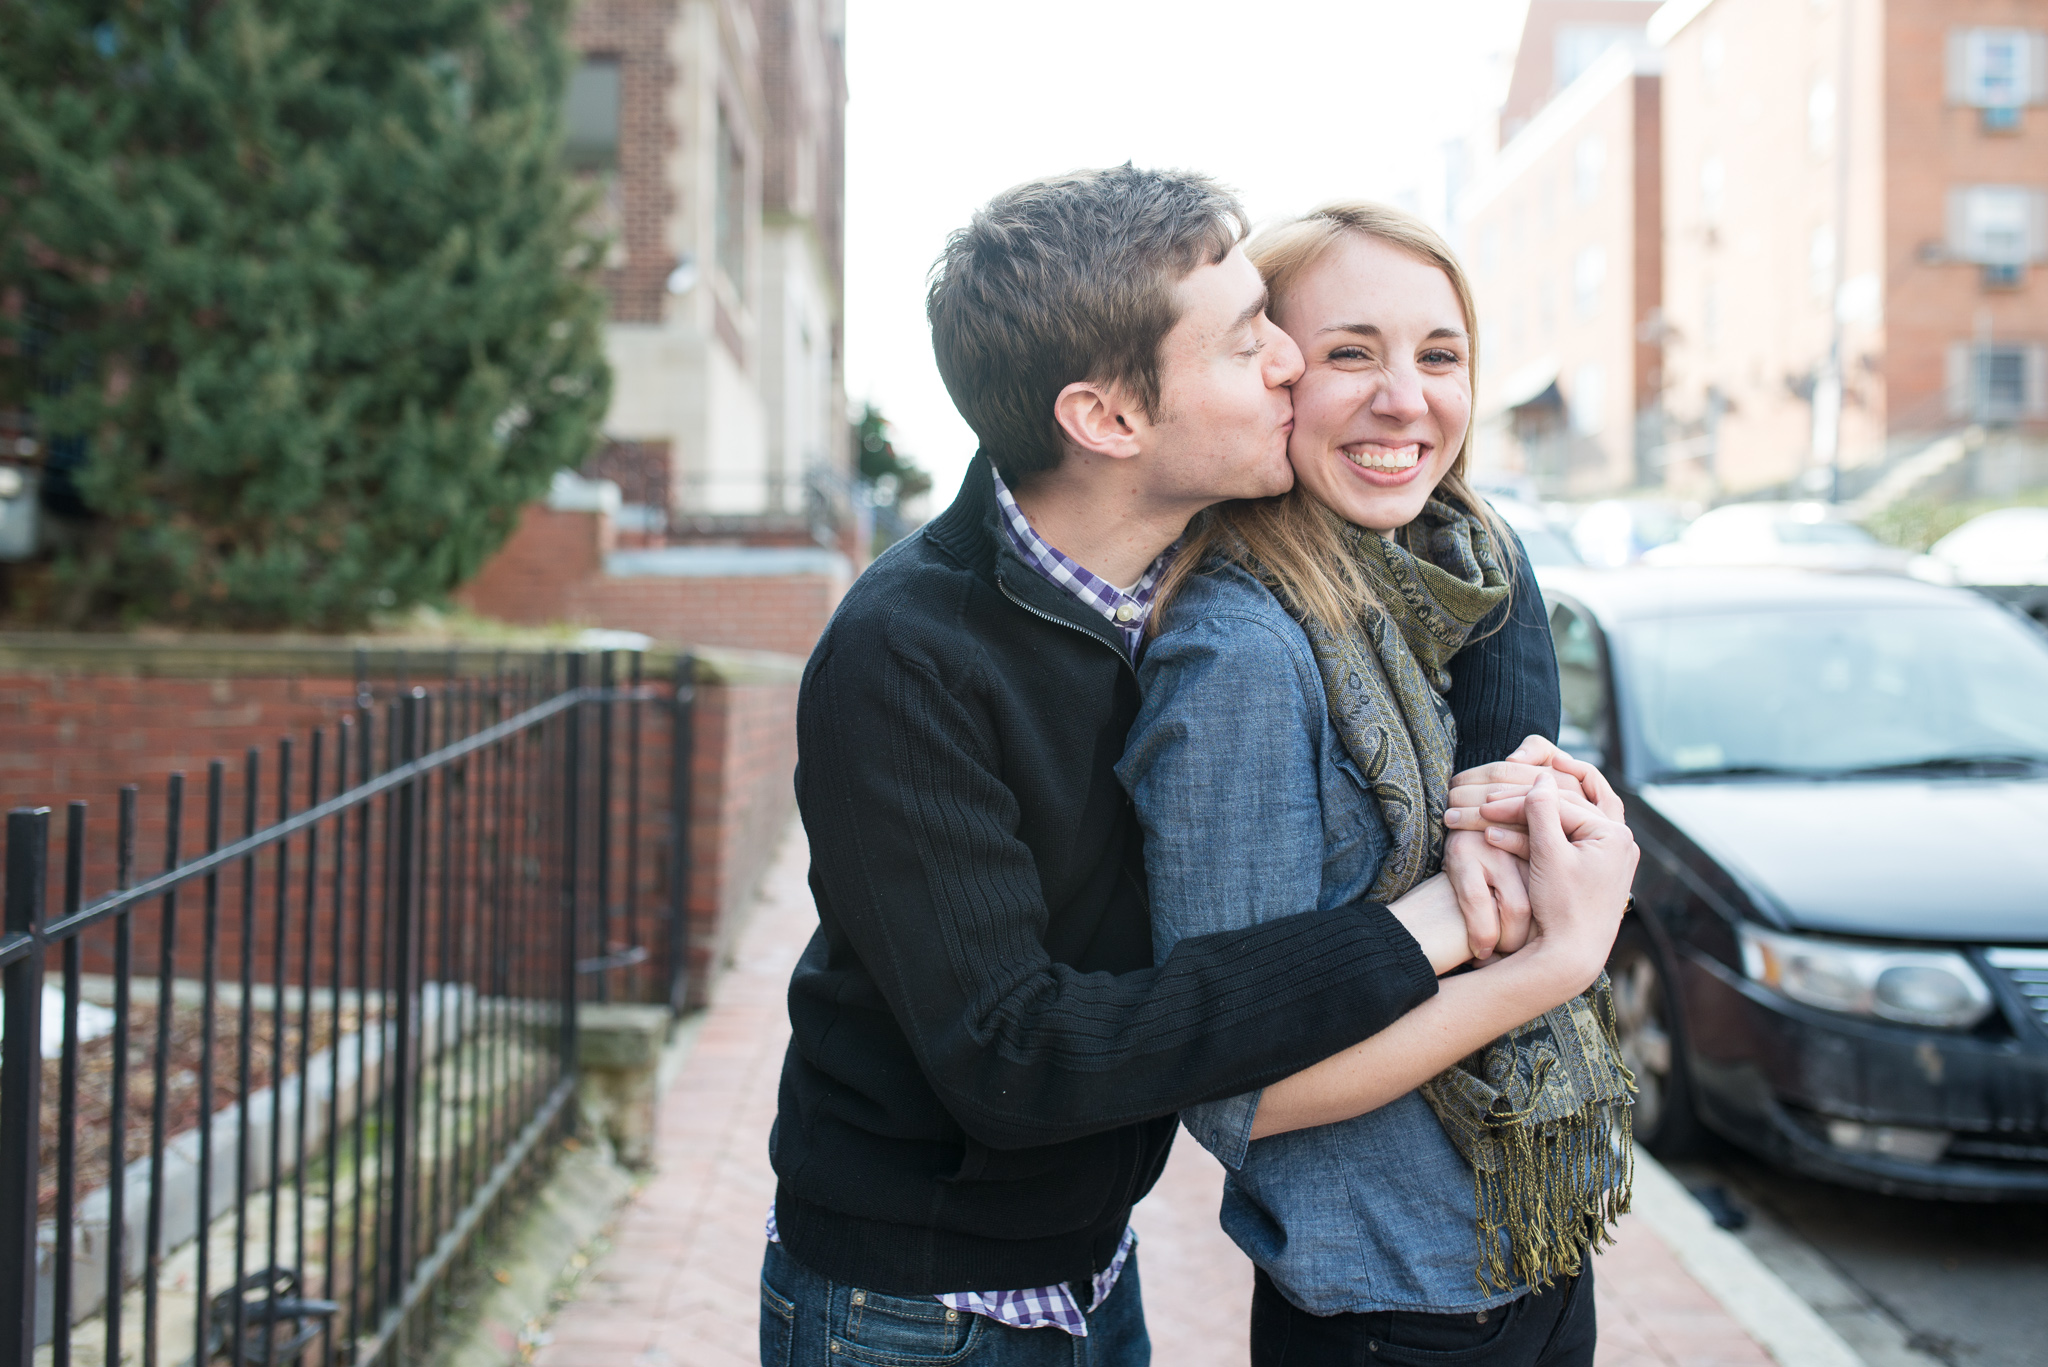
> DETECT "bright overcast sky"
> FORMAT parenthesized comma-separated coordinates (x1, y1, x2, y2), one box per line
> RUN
(842, 0, 1530, 507)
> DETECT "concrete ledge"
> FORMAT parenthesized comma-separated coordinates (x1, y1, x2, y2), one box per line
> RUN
(603, 545, 850, 579)
(0, 632, 647, 678)
(690, 645, 806, 686)
(1630, 1154, 1867, 1367)
(0, 631, 803, 685)
(575, 1004, 673, 1169)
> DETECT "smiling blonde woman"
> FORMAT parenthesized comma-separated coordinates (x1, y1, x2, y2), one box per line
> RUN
(1119, 202, 1638, 1367)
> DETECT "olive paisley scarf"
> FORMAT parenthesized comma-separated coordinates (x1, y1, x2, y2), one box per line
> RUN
(1275, 496, 1635, 1294)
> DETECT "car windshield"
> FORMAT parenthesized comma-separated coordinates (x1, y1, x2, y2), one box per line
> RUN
(1616, 603, 2048, 780)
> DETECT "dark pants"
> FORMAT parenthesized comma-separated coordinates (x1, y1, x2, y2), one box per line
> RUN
(1250, 1266, 1596, 1367)
(760, 1239, 1151, 1366)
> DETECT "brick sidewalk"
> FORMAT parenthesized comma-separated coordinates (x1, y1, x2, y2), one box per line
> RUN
(535, 825, 1777, 1367)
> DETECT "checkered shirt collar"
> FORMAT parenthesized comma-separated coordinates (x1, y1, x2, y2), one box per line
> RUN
(990, 466, 1172, 654)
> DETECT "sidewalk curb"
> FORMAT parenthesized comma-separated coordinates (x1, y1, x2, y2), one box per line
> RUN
(1630, 1154, 1867, 1367)
(428, 1014, 706, 1367)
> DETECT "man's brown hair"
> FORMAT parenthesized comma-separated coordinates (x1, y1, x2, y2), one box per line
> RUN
(926, 165, 1248, 485)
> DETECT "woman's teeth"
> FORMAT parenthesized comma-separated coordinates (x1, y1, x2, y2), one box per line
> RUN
(1344, 444, 1421, 472)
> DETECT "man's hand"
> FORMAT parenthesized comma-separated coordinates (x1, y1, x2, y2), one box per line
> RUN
(1442, 829, 1531, 960)
(1518, 770, 1638, 993)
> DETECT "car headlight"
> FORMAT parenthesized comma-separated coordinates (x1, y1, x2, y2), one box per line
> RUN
(1737, 926, 1994, 1029)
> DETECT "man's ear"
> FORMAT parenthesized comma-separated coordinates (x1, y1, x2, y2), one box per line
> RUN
(1052, 380, 1143, 461)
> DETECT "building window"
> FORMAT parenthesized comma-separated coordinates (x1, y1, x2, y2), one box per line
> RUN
(1701, 30, 1724, 92)
(1947, 28, 2046, 109)
(1702, 277, 1720, 350)
(1573, 246, 1606, 318)
(1809, 226, 1837, 299)
(1699, 156, 1725, 226)
(1574, 135, 1605, 204)
(1947, 185, 2048, 264)
(1570, 361, 1607, 437)
(1555, 25, 1636, 91)
(1807, 79, 1835, 157)
(1948, 343, 2048, 421)
(565, 56, 621, 173)
(715, 104, 748, 301)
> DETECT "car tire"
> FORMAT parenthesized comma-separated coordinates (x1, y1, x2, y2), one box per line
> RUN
(1608, 921, 1705, 1158)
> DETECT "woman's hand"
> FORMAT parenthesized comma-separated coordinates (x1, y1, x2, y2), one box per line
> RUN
(1443, 735, 1624, 858)
(1447, 735, 1623, 814)
(1248, 772, 1638, 1141)
(1441, 829, 1532, 960)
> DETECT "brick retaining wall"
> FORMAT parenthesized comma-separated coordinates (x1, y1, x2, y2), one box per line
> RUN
(0, 637, 800, 1011)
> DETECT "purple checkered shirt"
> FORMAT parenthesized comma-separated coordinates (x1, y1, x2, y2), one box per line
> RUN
(991, 467, 1172, 657)
(761, 474, 1165, 1335)
(765, 1206, 1135, 1336)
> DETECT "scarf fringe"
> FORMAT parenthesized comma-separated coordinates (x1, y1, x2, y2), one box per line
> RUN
(1469, 981, 1638, 1294)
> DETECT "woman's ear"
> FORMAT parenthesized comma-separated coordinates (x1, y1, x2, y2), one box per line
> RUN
(1052, 380, 1143, 461)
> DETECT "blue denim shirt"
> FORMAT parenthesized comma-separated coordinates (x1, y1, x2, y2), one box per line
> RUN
(1117, 561, 1523, 1316)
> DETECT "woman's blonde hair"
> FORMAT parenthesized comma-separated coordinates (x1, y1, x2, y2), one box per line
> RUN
(1152, 200, 1513, 637)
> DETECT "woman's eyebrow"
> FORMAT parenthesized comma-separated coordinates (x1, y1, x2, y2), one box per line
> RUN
(1314, 324, 1468, 342)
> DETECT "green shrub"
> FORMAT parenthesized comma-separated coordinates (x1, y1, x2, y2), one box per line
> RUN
(1864, 487, 2048, 552)
(0, 0, 610, 628)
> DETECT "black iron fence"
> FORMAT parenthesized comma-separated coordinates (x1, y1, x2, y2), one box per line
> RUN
(0, 649, 693, 1367)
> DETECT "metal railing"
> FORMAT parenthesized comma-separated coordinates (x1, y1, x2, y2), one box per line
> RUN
(0, 649, 695, 1367)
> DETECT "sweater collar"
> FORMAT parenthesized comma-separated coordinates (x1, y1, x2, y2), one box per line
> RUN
(923, 452, 1128, 657)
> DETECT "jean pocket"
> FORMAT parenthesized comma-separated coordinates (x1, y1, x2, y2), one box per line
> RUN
(830, 1288, 984, 1366)
(1366, 1296, 1526, 1364)
(759, 1272, 796, 1367)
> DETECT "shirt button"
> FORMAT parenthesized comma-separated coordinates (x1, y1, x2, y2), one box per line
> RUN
(1115, 603, 1138, 623)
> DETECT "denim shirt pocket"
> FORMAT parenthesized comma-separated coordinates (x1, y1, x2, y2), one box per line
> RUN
(1322, 745, 1391, 898)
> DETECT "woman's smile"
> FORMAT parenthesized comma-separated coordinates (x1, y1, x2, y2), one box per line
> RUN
(1340, 440, 1430, 481)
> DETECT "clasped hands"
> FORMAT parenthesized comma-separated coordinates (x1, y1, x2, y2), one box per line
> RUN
(1396, 736, 1636, 988)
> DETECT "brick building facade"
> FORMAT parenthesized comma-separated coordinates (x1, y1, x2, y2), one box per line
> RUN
(1464, 2, 1665, 496)
(565, 0, 849, 525)
(1459, 0, 2048, 501)
(1653, 0, 2048, 498)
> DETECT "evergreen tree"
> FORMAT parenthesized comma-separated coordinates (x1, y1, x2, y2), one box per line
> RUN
(852, 403, 931, 554)
(0, 0, 611, 628)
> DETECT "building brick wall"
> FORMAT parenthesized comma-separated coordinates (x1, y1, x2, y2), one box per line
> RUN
(1467, 52, 1663, 495)
(1883, 0, 2048, 443)
(455, 503, 845, 658)
(570, 0, 681, 325)
(0, 641, 800, 1013)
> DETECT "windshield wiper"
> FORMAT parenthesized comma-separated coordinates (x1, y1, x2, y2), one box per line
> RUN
(1836, 754, 2048, 777)
(1647, 764, 1837, 783)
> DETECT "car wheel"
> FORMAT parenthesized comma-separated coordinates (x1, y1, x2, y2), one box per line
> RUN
(1609, 922, 1704, 1157)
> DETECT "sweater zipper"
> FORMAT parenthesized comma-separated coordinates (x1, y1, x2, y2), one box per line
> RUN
(996, 573, 1140, 687)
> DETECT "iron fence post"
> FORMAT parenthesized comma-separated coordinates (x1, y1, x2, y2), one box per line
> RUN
(562, 655, 584, 1082)
(667, 654, 696, 1014)
(388, 690, 424, 1312)
(0, 806, 52, 1367)
(596, 652, 614, 1003)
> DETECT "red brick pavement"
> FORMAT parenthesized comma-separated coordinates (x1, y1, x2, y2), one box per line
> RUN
(535, 825, 1778, 1367)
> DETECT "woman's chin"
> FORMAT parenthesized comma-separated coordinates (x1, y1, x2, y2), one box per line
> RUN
(1314, 470, 1438, 533)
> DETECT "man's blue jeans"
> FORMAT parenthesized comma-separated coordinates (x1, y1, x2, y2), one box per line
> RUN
(760, 1240, 1151, 1366)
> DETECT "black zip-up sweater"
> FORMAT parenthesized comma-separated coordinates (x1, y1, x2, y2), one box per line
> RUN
(771, 454, 1561, 1295)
